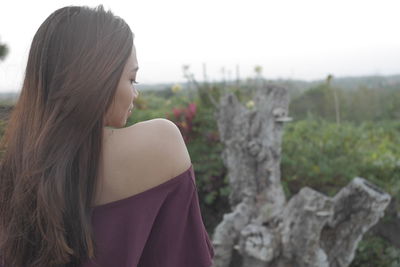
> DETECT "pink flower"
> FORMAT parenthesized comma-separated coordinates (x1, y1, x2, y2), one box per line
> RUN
(188, 102, 196, 115)
(172, 107, 182, 118)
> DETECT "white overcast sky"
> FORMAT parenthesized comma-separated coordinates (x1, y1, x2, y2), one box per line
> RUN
(0, 0, 399, 92)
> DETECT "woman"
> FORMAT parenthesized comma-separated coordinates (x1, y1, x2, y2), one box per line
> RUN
(0, 5, 214, 267)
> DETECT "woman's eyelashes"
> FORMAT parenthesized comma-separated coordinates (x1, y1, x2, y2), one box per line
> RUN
(130, 79, 139, 85)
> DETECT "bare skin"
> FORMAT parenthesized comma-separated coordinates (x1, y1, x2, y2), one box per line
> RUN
(94, 120, 192, 207)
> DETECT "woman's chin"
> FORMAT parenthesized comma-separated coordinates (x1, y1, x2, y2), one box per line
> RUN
(124, 113, 131, 126)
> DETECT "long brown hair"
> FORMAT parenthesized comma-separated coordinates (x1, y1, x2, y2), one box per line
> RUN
(0, 5, 133, 266)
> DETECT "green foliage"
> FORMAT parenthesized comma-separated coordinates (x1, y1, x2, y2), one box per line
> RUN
(289, 81, 400, 123)
(281, 119, 400, 198)
(290, 83, 337, 121)
(0, 119, 7, 142)
(186, 89, 231, 232)
(350, 233, 400, 267)
(0, 37, 8, 61)
(127, 88, 193, 124)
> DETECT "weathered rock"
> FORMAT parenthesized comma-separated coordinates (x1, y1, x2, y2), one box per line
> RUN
(209, 84, 391, 267)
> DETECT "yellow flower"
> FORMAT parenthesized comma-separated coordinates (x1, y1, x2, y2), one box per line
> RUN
(246, 100, 255, 109)
(171, 84, 182, 93)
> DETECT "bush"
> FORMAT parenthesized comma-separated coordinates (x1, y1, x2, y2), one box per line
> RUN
(281, 119, 400, 267)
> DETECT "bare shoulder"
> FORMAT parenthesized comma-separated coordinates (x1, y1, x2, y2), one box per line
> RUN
(95, 119, 192, 205)
(123, 118, 192, 179)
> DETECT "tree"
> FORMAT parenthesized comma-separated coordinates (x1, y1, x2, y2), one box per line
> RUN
(0, 37, 9, 61)
(326, 74, 341, 125)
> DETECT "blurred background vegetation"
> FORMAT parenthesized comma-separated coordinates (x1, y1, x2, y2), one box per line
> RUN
(126, 70, 400, 266)
(0, 37, 8, 62)
(0, 59, 399, 265)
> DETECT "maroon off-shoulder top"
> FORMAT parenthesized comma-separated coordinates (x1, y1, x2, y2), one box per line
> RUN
(0, 163, 215, 267)
(82, 163, 214, 267)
